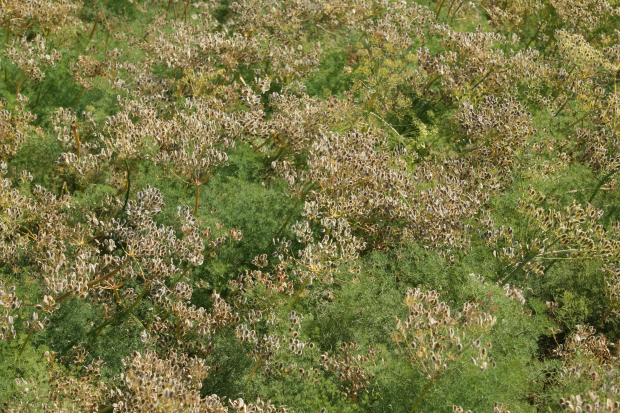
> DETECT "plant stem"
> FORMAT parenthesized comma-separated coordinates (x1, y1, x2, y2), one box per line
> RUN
(89, 14, 99, 41)
(194, 184, 201, 216)
(166, 0, 173, 19)
(184, 0, 191, 22)
(470, 68, 494, 91)
(287, 277, 310, 312)
(588, 169, 618, 204)
(104, 27, 111, 55)
(445, 0, 458, 20)
(274, 199, 299, 239)
(86, 283, 150, 350)
(449, 0, 465, 23)
(560, 108, 600, 134)
(72, 123, 81, 158)
(409, 378, 434, 413)
(16, 329, 34, 361)
(5, 13, 10, 45)
(120, 159, 135, 214)
(500, 253, 537, 284)
(15, 70, 25, 97)
(434, 0, 447, 20)
(595, 304, 617, 331)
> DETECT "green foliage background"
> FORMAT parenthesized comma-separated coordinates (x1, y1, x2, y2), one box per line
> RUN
(2, 0, 620, 411)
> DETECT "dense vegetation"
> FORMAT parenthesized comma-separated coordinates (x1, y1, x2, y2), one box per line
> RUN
(1, 0, 620, 411)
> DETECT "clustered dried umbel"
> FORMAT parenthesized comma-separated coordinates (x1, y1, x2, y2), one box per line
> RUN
(3, 0, 620, 409)
(551, 325, 620, 413)
(457, 96, 534, 170)
(560, 388, 620, 413)
(0, 96, 39, 160)
(319, 342, 378, 401)
(555, 325, 614, 367)
(0, 171, 245, 369)
(494, 186, 620, 287)
(3, 351, 107, 413)
(235, 309, 318, 382)
(114, 350, 225, 412)
(392, 287, 497, 412)
(0, 0, 82, 34)
(3, 34, 62, 91)
(394, 288, 496, 381)
(276, 128, 498, 253)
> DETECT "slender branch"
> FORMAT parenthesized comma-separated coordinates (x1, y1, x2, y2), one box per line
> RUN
(103, 27, 112, 56)
(55, 255, 132, 305)
(15, 70, 25, 98)
(16, 329, 34, 361)
(434, 0, 447, 20)
(5, 13, 10, 46)
(121, 159, 135, 213)
(444, 0, 459, 20)
(595, 304, 617, 331)
(72, 86, 86, 108)
(184, 0, 191, 22)
(274, 199, 299, 239)
(409, 378, 434, 413)
(500, 252, 538, 284)
(194, 184, 201, 217)
(246, 356, 265, 398)
(560, 108, 600, 134)
(86, 283, 150, 350)
(89, 14, 99, 41)
(72, 124, 81, 158)
(588, 169, 619, 204)
(449, 0, 465, 23)
(470, 68, 495, 92)
(287, 277, 310, 312)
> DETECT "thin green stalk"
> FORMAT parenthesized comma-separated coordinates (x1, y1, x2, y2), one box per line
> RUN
(166, 0, 173, 19)
(54, 255, 132, 304)
(501, 238, 561, 284)
(588, 169, 618, 204)
(16, 329, 34, 361)
(552, 98, 570, 119)
(434, 0, 447, 20)
(274, 199, 299, 239)
(560, 108, 600, 134)
(445, 0, 458, 20)
(274, 183, 318, 239)
(194, 184, 201, 217)
(449, 0, 465, 23)
(72, 124, 81, 158)
(523, 20, 544, 50)
(121, 159, 135, 213)
(36, 77, 65, 105)
(470, 68, 494, 91)
(15, 70, 25, 97)
(287, 277, 310, 312)
(422, 75, 441, 93)
(246, 357, 264, 399)
(104, 27, 111, 55)
(85, 284, 150, 350)
(72, 86, 86, 108)
(5, 13, 11, 45)
(595, 304, 617, 331)
(409, 379, 435, 413)
(89, 14, 99, 41)
(184, 0, 191, 22)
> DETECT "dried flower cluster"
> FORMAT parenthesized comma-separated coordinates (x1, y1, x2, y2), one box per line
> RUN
(3, 0, 620, 411)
